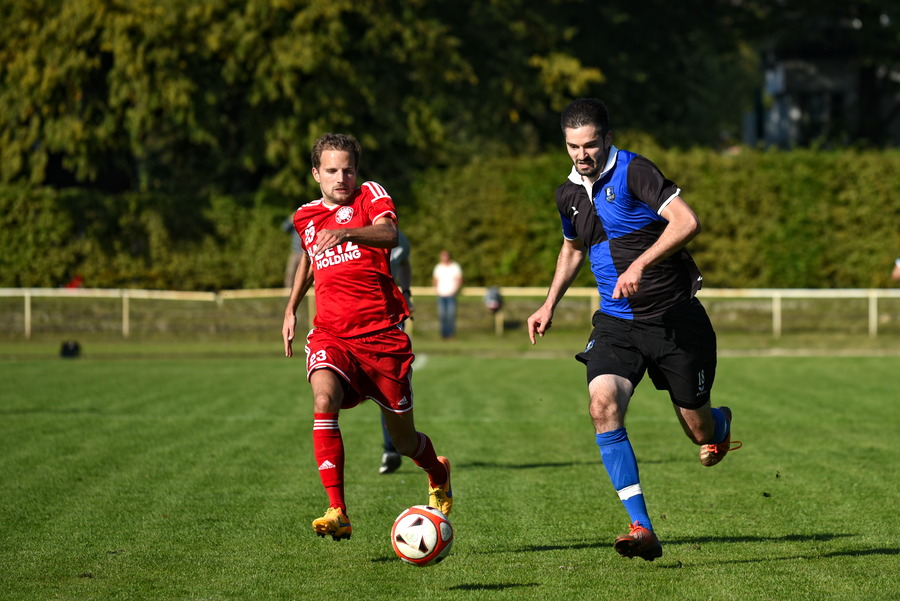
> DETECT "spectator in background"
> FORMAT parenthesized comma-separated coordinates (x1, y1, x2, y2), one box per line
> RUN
(282, 215, 303, 289)
(432, 250, 463, 340)
(64, 274, 84, 289)
(378, 229, 413, 475)
(892, 257, 900, 281)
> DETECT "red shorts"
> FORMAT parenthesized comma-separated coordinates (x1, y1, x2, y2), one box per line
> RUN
(304, 325, 414, 413)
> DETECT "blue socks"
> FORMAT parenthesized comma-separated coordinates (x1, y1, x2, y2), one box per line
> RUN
(596, 428, 652, 532)
(710, 407, 730, 445)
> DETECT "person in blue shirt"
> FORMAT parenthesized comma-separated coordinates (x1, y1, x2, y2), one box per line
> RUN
(527, 98, 741, 562)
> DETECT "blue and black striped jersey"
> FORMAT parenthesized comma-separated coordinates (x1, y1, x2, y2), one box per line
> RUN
(555, 148, 702, 321)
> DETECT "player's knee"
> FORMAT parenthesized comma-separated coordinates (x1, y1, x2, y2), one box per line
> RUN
(589, 398, 623, 430)
(312, 393, 341, 413)
(391, 434, 419, 457)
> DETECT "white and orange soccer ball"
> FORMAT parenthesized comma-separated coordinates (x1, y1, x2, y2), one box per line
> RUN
(390, 505, 453, 566)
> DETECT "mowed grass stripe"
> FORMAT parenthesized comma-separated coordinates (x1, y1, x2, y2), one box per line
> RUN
(0, 356, 897, 600)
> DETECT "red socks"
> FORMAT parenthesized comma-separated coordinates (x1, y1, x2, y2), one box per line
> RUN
(313, 415, 446, 507)
(411, 432, 448, 488)
(313, 413, 345, 511)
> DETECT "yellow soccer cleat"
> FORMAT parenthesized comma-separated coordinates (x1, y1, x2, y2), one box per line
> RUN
(312, 507, 352, 541)
(427, 456, 453, 517)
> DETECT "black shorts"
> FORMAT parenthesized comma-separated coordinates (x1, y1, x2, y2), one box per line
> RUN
(575, 297, 717, 409)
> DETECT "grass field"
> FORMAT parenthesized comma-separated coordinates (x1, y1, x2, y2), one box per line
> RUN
(2, 347, 899, 600)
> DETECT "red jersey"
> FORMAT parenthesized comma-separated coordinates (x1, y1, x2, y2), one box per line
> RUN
(293, 181, 409, 337)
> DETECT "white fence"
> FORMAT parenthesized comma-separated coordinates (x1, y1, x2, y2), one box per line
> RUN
(2, 286, 900, 340)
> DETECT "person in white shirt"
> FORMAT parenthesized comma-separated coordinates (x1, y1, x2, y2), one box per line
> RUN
(432, 250, 463, 339)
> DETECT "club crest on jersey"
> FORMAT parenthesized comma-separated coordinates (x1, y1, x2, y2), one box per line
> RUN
(335, 206, 354, 224)
(604, 186, 616, 203)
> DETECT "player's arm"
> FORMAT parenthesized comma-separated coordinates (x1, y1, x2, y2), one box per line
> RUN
(527, 237, 586, 344)
(612, 196, 700, 299)
(315, 217, 398, 254)
(283, 252, 314, 358)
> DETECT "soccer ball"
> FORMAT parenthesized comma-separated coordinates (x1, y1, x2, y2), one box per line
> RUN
(390, 505, 453, 566)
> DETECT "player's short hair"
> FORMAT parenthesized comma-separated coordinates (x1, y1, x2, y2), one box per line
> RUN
(560, 98, 612, 136)
(311, 133, 362, 169)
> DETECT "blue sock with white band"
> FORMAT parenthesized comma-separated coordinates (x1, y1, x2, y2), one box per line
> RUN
(596, 428, 653, 531)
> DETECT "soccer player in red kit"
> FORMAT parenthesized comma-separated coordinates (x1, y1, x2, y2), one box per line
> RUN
(282, 133, 452, 541)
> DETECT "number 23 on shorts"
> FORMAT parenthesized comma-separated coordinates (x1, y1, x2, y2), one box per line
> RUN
(307, 349, 328, 371)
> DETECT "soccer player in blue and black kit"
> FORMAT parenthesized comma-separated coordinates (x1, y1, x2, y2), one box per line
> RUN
(527, 98, 741, 561)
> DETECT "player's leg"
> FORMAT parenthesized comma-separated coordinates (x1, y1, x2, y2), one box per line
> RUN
(657, 298, 740, 467)
(673, 401, 715, 444)
(364, 326, 452, 514)
(589, 374, 661, 560)
(379, 413, 402, 474)
(309, 368, 352, 540)
(380, 320, 407, 475)
(673, 403, 742, 466)
(382, 407, 452, 516)
(578, 313, 661, 561)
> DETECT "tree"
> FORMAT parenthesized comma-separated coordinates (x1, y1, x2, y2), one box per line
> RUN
(0, 0, 603, 198)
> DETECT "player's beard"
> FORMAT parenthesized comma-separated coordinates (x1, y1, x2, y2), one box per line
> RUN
(324, 186, 352, 206)
(575, 159, 600, 179)
(574, 146, 608, 179)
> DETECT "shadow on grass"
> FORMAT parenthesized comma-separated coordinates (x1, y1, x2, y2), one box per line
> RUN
(506, 533, 898, 565)
(504, 533, 859, 555)
(713, 547, 899, 564)
(458, 460, 597, 470)
(449, 583, 540, 591)
(664, 533, 854, 545)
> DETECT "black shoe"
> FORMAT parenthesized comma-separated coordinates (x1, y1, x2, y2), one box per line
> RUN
(379, 451, 402, 474)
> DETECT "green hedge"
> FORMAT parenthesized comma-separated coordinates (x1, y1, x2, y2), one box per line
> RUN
(0, 185, 291, 290)
(3, 145, 900, 290)
(404, 143, 900, 289)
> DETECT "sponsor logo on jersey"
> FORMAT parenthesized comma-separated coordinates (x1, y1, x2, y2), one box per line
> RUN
(335, 206, 354, 224)
(315, 241, 362, 270)
(605, 186, 616, 202)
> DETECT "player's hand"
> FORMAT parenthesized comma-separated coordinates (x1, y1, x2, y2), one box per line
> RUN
(314, 228, 346, 256)
(526, 306, 553, 345)
(282, 313, 297, 357)
(613, 264, 644, 299)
